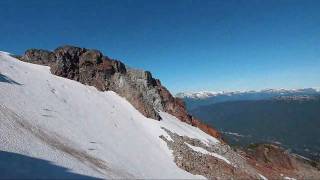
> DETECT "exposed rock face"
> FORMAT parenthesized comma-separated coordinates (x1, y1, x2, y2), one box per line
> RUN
(21, 49, 55, 65)
(20, 45, 220, 139)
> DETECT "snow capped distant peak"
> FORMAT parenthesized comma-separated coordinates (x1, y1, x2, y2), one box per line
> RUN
(259, 88, 316, 93)
(176, 91, 221, 99)
(176, 90, 242, 99)
(314, 87, 320, 92)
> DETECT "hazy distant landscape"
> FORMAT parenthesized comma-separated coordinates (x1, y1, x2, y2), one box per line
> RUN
(179, 90, 320, 161)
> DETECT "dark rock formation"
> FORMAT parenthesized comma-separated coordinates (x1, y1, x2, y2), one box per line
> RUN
(20, 45, 220, 139)
(21, 49, 55, 65)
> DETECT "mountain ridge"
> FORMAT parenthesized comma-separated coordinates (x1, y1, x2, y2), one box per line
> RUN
(18, 45, 220, 139)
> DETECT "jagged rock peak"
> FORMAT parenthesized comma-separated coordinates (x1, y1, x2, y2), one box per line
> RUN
(20, 45, 221, 139)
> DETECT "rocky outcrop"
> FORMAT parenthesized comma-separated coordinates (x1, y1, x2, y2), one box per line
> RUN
(21, 49, 55, 65)
(20, 45, 220, 139)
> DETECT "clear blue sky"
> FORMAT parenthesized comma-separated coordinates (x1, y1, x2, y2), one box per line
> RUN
(0, 0, 319, 94)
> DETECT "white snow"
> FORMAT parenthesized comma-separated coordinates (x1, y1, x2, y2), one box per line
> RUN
(222, 131, 245, 137)
(176, 91, 221, 99)
(284, 177, 296, 180)
(258, 173, 268, 180)
(0, 52, 219, 179)
(185, 143, 231, 165)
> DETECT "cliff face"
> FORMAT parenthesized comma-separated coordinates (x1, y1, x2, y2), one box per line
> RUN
(20, 45, 220, 139)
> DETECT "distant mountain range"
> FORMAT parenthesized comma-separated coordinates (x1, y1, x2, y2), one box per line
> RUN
(176, 88, 320, 110)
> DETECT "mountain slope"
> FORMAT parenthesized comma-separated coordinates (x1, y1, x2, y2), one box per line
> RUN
(0, 52, 216, 179)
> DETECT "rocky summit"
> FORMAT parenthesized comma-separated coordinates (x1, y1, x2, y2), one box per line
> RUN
(20, 45, 220, 139)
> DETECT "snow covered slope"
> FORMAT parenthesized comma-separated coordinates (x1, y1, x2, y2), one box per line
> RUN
(0, 52, 219, 179)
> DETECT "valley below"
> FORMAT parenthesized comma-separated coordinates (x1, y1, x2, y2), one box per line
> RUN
(181, 91, 320, 162)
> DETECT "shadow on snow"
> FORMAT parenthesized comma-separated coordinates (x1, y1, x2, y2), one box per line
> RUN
(0, 150, 100, 179)
(0, 73, 23, 85)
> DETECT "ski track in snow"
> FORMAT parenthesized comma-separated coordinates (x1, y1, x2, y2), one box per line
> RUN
(0, 52, 218, 179)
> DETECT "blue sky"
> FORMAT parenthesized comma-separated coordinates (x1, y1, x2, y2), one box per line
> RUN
(0, 0, 319, 94)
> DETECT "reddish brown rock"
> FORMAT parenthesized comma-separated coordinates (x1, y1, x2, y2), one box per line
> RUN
(243, 143, 320, 179)
(191, 117, 221, 139)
